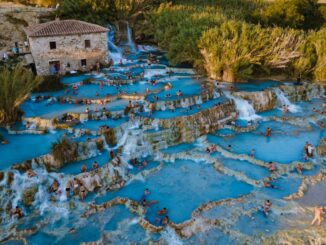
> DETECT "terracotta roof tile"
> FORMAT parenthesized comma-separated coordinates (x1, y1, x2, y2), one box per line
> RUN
(25, 19, 108, 37)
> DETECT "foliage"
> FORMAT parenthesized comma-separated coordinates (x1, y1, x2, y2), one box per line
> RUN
(33, 75, 65, 92)
(56, 0, 163, 25)
(199, 22, 305, 81)
(56, 0, 117, 25)
(253, 0, 324, 30)
(0, 65, 42, 126)
(8, 0, 58, 7)
(51, 137, 78, 163)
(308, 28, 326, 81)
(103, 128, 116, 145)
(148, 1, 326, 82)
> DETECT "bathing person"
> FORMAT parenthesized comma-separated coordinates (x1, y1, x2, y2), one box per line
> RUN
(157, 207, 168, 215)
(268, 162, 277, 172)
(307, 143, 314, 158)
(26, 169, 36, 178)
(11, 206, 24, 219)
(65, 180, 73, 198)
(282, 105, 289, 113)
(249, 149, 255, 157)
(139, 188, 150, 204)
(296, 164, 303, 174)
(73, 178, 79, 195)
(263, 179, 279, 189)
(50, 179, 60, 193)
(263, 200, 272, 216)
(176, 90, 182, 97)
(79, 183, 87, 200)
(109, 150, 115, 159)
(0, 133, 8, 144)
(311, 206, 324, 226)
(141, 199, 158, 207)
(80, 164, 87, 173)
(227, 145, 232, 151)
(265, 127, 272, 137)
(161, 216, 169, 226)
(92, 161, 99, 170)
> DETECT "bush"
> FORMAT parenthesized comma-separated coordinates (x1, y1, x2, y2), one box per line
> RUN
(33, 75, 65, 92)
(51, 137, 78, 164)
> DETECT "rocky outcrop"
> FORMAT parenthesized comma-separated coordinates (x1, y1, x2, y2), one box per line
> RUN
(317, 138, 326, 156)
(22, 185, 38, 207)
(280, 83, 326, 102)
(262, 228, 326, 245)
(233, 90, 276, 112)
(143, 100, 237, 147)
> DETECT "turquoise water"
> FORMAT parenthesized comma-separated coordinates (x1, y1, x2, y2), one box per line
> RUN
(208, 121, 324, 163)
(0, 29, 325, 244)
(95, 159, 253, 224)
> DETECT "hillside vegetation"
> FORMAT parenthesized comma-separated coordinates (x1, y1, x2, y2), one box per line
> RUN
(7, 0, 325, 83)
(148, 0, 326, 82)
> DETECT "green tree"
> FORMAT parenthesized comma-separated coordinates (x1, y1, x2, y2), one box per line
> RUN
(57, 0, 117, 25)
(0, 65, 42, 126)
(255, 0, 324, 30)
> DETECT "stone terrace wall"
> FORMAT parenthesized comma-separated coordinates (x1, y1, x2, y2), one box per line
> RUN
(29, 32, 108, 75)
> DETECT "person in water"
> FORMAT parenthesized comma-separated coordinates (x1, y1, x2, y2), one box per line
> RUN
(265, 127, 272, 137)
(50, 179, 60, 193)
(263, 200, 272, 216)
(296, 164, 303, 174)
(80, 164, 87, 173)
(79, 183, 87, 200)
(139, 188, 150, 204)
(268, 162, 277, 172)
(157, 207, 168, 215)
(26, 169, 36, 178)
(92, 161, 99, 170)
(11, 206, 24, 219)
(161, 216, 169, 226)
(311, 206, 324, 226)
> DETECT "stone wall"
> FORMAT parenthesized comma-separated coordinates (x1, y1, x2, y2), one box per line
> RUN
(29, 32, 108, 75)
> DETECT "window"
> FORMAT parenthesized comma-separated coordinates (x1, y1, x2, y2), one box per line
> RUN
(81, 59, 87, 67)
(85, 40, 91, 48)
(49, 41, 56, 50)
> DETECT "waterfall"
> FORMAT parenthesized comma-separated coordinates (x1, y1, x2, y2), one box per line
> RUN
(107, 24, 123, 63)
(274, 88, 300, 113)
(225, 92, 261, 121)
(125, 22, 137, 52)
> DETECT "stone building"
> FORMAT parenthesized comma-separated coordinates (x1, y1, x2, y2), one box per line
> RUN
(25, 19, 108, 75)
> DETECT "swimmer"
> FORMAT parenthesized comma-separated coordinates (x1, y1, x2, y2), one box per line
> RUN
(268, 162, 277, 172)
(92, 161, 99, 170)
(263, 200, 272, 216)
(157, 207, 168, 215)
(265, 127, 272, 137)
(50, 179, 60, 193)
(249, 149, 255, 157)
(26, 169, 36, 178)
(296, 164, 302, 174)
(176, 90, 182, 97)
(161, 216, 169, 226)
(11, 206, 24, 219)
(311, 206, 324, 226)
(139, 188, 150, 204)
(79, 183, 87, 200)
(80, 164, 87, 173)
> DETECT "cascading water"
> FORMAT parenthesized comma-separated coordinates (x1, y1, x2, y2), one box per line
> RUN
(225, 92, 261, 121)
(125, 22, 137, 52)
(107, 24, 123, 63)
(274, 88, 300, 113)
